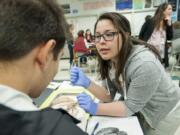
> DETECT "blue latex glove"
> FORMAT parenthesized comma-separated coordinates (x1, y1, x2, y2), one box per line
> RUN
(70, 67, 91, 88)
(77, 93, 98, 115)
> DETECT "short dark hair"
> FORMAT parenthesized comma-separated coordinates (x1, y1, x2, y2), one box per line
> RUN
(145, 15, 152, 22)
(0, 0, 68, 61)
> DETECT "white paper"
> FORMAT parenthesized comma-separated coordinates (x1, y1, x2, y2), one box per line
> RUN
(47, 82, 61, 89)
(87, 116, 144, 135)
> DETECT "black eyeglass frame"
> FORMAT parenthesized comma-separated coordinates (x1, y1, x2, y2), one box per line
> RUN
(94, 32, 118, 43)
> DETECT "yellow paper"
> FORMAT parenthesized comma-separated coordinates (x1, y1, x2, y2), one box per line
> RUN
(40, 85, 94, 109)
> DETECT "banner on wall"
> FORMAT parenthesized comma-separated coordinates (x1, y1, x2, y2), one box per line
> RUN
(83, 0, 114, 10)
(133, 0, 143, 9)
(70, 0, 115, 16)
(116, 0, 133, 10)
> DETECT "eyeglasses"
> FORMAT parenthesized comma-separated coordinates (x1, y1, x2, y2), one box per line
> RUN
(94, 32, 118, 43)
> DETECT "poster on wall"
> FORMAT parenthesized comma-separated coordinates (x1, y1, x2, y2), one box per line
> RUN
(61, 4, 71, 14)
(133, 0, 143, 9)
(172, 11, 178, 22)
(153, 0, 167, 7)
(168, 0, 177, 11)
(144, 0, 152, 8)
(116, 0, 132, 10)
(70, 0, 115, 16)
(83, 0, 114, 10)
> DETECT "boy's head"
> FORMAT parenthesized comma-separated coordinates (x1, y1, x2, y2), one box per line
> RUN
(0, 0, 67, 61)
(0, 0, 68, 97)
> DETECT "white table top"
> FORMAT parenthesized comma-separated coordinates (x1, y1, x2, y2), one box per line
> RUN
(86, 116, 144, 135)
(48, 81, 144, 135)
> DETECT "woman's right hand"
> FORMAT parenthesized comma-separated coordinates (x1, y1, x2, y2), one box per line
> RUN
(70, 67, 91, 88)
(164, 15, 171, 25)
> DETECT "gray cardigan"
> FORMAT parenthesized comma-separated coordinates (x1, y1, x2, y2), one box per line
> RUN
(104, 45, 180, 129)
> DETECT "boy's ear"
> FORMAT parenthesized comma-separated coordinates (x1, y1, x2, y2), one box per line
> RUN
(36, 39, 56, 68)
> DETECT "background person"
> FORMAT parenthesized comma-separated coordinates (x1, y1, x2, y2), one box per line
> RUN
(85, 29, 93, 43)
(0, 0, 87, 135)
(139, 3, 173, 68)
(145, 15, 152, 22)
(70, 12, 180, 135)
(67, 24, 74, 67)
(73, 30, 89, 65)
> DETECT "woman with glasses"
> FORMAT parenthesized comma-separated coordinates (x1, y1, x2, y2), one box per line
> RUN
(70, 12, 180, 135)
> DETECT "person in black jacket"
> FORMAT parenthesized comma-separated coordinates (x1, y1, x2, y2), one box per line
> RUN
(0, 0, 87, 135)
(139, 3, 173, 67)
(0, 105, 87, 135)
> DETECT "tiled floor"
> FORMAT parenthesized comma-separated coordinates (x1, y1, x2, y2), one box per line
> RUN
(54, 59, 99, 82)
(54, 59, 70, 81)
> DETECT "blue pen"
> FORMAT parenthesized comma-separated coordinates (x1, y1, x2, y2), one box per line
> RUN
(91, 122, 99, 135)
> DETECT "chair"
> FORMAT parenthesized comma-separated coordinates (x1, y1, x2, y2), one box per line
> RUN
(73, 35, 89, 67)
(86, 56, 98, 74)
(73, 51, 89, 67)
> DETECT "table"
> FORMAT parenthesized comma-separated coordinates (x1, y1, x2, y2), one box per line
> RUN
(86, 116, 144, 135)
(34, 81, 144, 135)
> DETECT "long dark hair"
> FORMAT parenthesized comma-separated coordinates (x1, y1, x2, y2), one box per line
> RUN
(94, 12, 160, 87)
(85, 29, 93, 43)
(153, 2, 171, 30)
